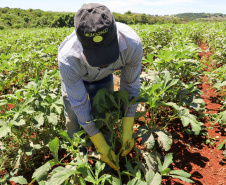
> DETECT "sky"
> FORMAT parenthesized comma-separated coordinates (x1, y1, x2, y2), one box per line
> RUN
(1, 0, 226, 16)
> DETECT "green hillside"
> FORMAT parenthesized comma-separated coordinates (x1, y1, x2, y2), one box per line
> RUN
(0, 7, 225, 29)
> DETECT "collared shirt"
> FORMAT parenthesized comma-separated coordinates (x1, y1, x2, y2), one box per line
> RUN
(58, 22, 143, 136)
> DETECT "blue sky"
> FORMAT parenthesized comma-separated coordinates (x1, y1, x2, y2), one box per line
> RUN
(1, 0, 226, 15)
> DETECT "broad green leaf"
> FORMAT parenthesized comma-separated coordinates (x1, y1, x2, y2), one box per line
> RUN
(169, 170, 191, 178)
(0, 126, 11, 138)
(48, 93, 57, 99)
(143, 152, 157, 172)
(222, 111, 226, 123)
(22, 97, 35, 108)
(189, 119, 201, 135)
(32, 144, 41, 150)
(92, 88, 109, 113)
(162, 79, 179, 93)
(218, 138, 226, 150)
(95, 161, 104, 178)
(49, 166, 76, 185)
(21, 106, 35, 114)
(0, 100, 7, 106)
(79, 176, 86, 185)
(111, 176, 121, 185)
(13, 113, 20, 120)
(32, 162, 51, 181)
(127, 178, 146, 185)
(84, 174, 95, 183)
(145, 170, 155, 184)
(34, 112, 45, 128)
(109, 94, 119, 108)
(170, 175, 194, 183)
(76, 163, 88, 177)
(37, 181, 48, 185)
(190, 98, 205, 111)
(9, 176, 28, 184)
(150, 172, 162, 185)
(50, 102, 62, 115)
(47, 113, 58, 125)
(117, 90, 130, 105)
(14, 119, 26, 126)
(100, 174, 111, 185)
(165, 102, 180, 111)
(144, 133, 155, 150)
(49, 137, 59, 164)
(162, 153, 173, 170)
(59, 130, 73, 146)
(155, 130, 172, 151)
(181, 116, 190, 127)
(125, 161, 136, 175)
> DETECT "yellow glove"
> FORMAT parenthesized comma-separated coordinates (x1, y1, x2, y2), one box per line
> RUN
(90, 132, 119, 171)
(120, 117, 135, 156)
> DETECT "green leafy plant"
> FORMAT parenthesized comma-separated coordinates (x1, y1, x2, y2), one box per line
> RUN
(141, 150, 194, 185)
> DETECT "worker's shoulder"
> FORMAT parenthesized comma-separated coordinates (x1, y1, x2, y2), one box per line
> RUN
(116, 22, 142, 50)
(58, 30, 81, 59)
(116, 22, 141, 41)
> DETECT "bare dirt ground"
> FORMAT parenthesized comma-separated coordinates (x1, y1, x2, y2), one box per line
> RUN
(162, 42, 226, 185)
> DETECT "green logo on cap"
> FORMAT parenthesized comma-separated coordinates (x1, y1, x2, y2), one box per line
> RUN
(84, 28, 108, 37)
(93, 36, 103, 42)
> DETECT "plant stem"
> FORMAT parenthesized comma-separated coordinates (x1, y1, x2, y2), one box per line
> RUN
(125, 156, 131, 181)
(29, 178, 36, 185)
(117, 170, 122, 185)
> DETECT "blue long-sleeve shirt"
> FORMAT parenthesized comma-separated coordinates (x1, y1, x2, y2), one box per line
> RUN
(58, 22, 143, 136)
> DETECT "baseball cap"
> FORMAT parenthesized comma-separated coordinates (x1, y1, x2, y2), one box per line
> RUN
(74, 3, 119, 67)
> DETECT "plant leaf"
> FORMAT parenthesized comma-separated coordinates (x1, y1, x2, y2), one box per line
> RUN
(47, 113, 58, 125)
(155, 130, 172, 151)
(169, 175, 194, 183)
(59, 130, 73, 146)
(162, 153, 173, 170)
(76, 163, 88, 177)
(150, 172, 162, 185)
(169, 170, 191, 178)
(143, 133, 155, 150)
(34, 112, 45, 128)
(49, 137, 59, 164)
(145, 170, 155, 184)
(218, 138, 226, 150)
(9, 176, 28, 184)
(49, 166, 76, 185)
(21, 106, 35, 114)
(0, 126, 11, 138)
(32, 161, 51, 182)
(125, 161, 136, 175)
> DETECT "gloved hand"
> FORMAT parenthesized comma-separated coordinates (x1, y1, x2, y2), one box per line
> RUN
(120, 117, 135, 156)
(90, 132, 119, 171)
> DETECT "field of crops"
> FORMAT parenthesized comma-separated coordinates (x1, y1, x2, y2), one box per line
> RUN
(0, 22, 226, 185)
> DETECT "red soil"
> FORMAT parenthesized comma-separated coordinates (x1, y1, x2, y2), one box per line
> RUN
(162, 43, 226, 185)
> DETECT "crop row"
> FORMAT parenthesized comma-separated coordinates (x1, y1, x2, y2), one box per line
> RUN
(0, 22, 225, 184)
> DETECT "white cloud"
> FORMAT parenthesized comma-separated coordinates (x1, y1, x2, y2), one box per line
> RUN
(102, 0, 196, 7)
(97, 0, 197, 13)
(131, 0, 196, 5)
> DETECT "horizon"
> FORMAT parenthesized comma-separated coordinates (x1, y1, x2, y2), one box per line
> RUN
(1, 0, 226, 16)
(1, 6, 225, 16)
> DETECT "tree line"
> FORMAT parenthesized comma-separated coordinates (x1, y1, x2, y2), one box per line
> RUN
(0, 7, 225, 29)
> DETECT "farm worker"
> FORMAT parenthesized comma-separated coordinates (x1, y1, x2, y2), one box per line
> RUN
(58, 3, 143, 171)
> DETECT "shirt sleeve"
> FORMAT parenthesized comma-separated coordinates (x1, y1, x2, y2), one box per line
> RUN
(120, 40, 143, 117)
(58, 56, 99, 136)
